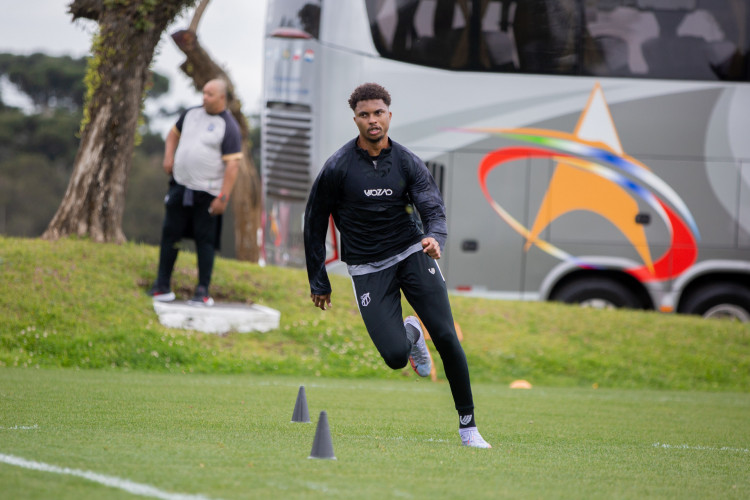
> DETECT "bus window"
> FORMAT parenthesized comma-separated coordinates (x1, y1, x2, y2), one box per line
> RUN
(480, 1, 519, 70)
(642, 5, 731, 79)
(584, 4, 659, 76)
(513, 0, 586, 75)
(365, 0, 749, 81)
(366, 0, 588, 73)
(367, 0, 473, 70)
(584, 0, 749, 81)
(267, 0, 322, 39)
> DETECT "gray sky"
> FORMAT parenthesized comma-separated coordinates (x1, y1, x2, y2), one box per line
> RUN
(0, 0, 267, 134)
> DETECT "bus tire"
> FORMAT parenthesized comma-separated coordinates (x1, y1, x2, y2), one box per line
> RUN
(680, 283, 750, 322)
(552, 278, 641, 310)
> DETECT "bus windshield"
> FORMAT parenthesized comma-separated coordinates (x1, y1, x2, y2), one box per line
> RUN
(365, 0, 749, 81)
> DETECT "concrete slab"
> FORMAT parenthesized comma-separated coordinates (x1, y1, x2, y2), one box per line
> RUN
(152, 300, 281, 334)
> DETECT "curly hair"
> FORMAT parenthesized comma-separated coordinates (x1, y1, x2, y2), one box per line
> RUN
(348, 82, 391, 111)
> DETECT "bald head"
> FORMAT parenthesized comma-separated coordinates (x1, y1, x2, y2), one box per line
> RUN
(202, 79, 228, 115)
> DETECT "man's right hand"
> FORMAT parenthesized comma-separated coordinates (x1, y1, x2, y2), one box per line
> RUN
(162, 127, 179, 176)
(311, 293, 332, 311)
(162, 159, 174, 176)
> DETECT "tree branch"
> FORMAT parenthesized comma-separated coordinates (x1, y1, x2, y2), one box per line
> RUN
(171, 30, 229, 95)
(188, 0, 211, 33)
(69, 0, 104, 21)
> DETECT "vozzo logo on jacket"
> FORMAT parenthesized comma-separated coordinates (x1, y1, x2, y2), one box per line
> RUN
(364, 188, 393, 197)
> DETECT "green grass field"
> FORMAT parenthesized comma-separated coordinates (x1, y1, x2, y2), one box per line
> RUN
(1, 236, 749, 498)
(1, 369, 748, 499)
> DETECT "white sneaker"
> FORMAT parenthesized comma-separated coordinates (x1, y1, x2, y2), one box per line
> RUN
(405, 316, 431, 377)
(459, 427, 492, 448)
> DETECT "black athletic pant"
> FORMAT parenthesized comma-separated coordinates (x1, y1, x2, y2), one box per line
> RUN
(157, 182, 218, 289)
(351, 250, 474, 414)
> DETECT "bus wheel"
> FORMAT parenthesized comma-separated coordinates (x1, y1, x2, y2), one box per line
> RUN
(680, 283, 750, 322)
(552, 278, 641, 310)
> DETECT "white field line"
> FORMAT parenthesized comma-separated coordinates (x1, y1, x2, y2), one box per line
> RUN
(0, 425, 39, 430)
(652, 442, 749, 453)
(0, 453, 222, 500)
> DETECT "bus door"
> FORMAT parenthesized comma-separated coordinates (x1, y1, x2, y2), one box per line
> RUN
(445, 146, 528, 298)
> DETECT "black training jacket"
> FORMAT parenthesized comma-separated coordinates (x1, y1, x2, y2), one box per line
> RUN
(304, 137, 447, 295)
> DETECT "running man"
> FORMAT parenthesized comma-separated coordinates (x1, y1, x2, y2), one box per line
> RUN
(303, 82, 491, 448)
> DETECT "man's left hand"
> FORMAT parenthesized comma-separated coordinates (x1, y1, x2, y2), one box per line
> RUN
(208, 194, 229, 215)
(422, 237, 441, 259)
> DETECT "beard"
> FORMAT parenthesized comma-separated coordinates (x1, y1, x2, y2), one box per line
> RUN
(363, 127, 385, 143)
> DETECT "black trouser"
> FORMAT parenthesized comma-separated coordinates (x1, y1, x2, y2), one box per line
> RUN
(351, 250, 474, 414)
(156, 182, 218, 289)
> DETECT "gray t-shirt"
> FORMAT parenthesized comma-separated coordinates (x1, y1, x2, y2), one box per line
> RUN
(172, 106, 242, 195)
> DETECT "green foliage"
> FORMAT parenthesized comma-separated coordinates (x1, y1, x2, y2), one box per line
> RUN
(147, 71, 169, 99)
(1, 237, 748, 391)
(134, 0, 159, 31)
(122, 149, 169, 245)
(0, 106, 82, 236)
(0, 49, 263, 253)
(0, 50, 184, 244)
(1, 368, 749, 499)
(0, 53, 87, 110)
(0, 154, 69, 236)
(79, 33, 104, 136)
(0, 51, 170, 114)
(0, 105, 167, 242)
(0, 106, 82, 164)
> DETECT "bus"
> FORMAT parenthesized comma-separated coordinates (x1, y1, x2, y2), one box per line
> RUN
(261, 0, 750, 321)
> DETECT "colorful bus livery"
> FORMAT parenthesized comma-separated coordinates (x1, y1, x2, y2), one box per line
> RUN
(454, 82, 748, 319)
(474, 122, 702, 284)
(262, 0, 750, 320)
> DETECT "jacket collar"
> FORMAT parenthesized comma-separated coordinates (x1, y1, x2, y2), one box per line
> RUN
(352, 136, 392, 160)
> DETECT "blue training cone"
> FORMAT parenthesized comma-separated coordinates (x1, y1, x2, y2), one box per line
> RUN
(308, 411, 336, 459)
(291, 385, 311, 423)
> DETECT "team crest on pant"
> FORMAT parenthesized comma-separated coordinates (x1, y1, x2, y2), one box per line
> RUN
(428, 267, 435, 274)
(360, 292, 371, 307)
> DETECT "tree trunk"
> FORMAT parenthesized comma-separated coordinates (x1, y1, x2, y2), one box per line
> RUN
(43, 0, 194, 243)
(171, 27, 263, 263)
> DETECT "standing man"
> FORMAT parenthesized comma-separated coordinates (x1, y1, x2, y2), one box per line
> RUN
(304, 83, 491, 448)
(148, 78, 242, 306)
